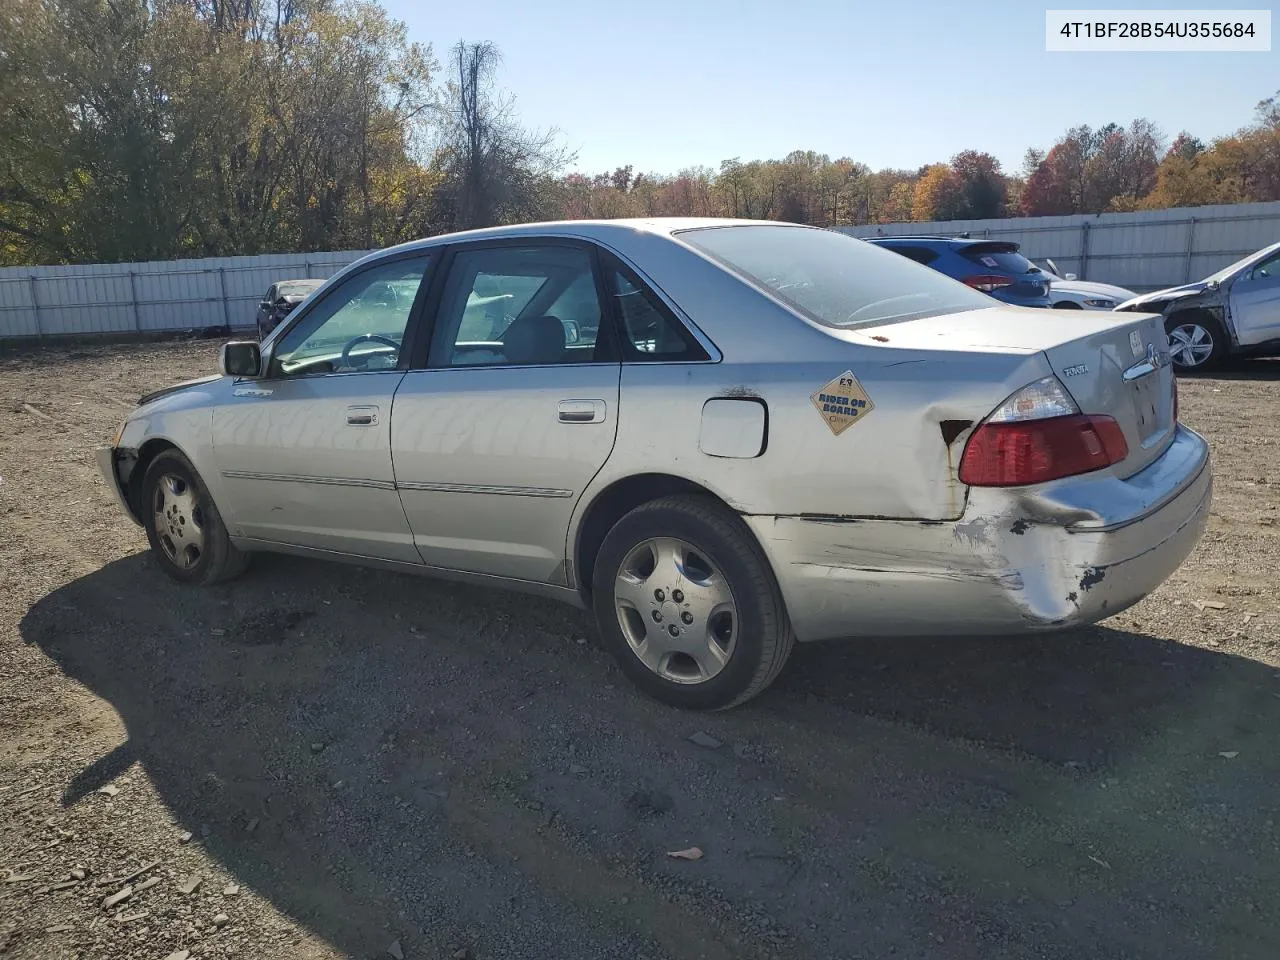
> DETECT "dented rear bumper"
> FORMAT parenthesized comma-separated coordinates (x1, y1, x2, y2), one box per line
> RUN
(747, 424, 1212, 642)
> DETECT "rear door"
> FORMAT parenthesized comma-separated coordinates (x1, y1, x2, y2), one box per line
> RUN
(1228, 249, 1280, 346)
(390, 240, 621, 584)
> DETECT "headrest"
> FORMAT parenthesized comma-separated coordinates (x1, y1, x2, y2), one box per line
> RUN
(502, 314, 566, 365)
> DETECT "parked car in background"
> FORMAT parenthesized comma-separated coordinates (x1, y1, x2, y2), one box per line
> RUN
(865, 236, 1051, 308)
(1115, 240, 1280, 371)
(255, 279, 324, 339)
(1034, 259, 1137, 311)
(98, 219, 1208, 710)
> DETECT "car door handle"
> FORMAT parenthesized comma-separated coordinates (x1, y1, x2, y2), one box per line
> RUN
(346, 405, 379, 426)
(558, 399, 606, 424)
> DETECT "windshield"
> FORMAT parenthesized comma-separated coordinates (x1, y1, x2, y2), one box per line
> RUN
(277, 281, 322, 298)
(1206, 241, 1280, 283)
(679, 225, 993, 328)
(1035, 262, 1063, 281)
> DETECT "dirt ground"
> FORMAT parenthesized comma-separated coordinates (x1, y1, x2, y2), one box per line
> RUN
(1, 340, 1278, 960)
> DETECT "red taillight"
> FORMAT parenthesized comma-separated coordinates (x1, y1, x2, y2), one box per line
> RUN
(959, 414, 1129, 487)
(963, 274, 1014, 293)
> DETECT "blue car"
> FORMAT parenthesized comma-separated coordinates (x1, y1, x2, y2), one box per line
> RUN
(865, 236, 1051, 308)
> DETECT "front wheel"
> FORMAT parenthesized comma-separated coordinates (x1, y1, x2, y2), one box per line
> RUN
(1051, 300, 1083, 309)
(141, 450, 250, 585)
(592, 495, 795, 710)
(1165, 315, 1226, 371)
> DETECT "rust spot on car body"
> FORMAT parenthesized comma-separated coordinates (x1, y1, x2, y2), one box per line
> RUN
(1079, 567, 1107, 591)
(940, 420, 973, 446)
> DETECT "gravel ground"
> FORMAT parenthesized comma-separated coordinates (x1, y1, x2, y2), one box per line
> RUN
(1, 341, 1278, 960)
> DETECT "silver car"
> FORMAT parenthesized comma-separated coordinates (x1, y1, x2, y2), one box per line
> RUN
(97, 219, 1212, 710)
(1115, 240, 1280, 370)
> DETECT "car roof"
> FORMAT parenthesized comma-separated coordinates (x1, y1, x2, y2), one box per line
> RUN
(372, 217, 816, 257)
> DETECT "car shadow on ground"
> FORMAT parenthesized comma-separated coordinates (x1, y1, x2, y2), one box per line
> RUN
(21, 551, 1280, 960)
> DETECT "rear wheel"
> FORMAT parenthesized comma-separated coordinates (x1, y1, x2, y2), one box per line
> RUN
(141, 450, 249, 585)
(1165, 314, 1225, 371)
(592, 495, 794, 710)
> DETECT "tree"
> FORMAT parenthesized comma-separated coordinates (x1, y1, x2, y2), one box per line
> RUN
(950, 150, 1007, 219)
(911, 164, 964, 221)
(435, 40, 573, 231)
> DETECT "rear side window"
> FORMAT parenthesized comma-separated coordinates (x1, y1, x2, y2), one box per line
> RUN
(887, 246, 939, 266)
(961, 243, 1035, 275)
(679, 225, 991, 329)
(607, 260, 709, 361)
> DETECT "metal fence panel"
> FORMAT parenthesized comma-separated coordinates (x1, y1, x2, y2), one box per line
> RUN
(3, 202, 1280, 339)
(0, 249, 371, 340)
(840, 200, 1280, 293)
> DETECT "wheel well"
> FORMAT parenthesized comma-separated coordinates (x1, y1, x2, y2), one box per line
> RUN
(124, 438, 178, 519)
(1167, 306, 1223, 330)
(574, 474, 735, 601)
(1051, 300, 1083, 309)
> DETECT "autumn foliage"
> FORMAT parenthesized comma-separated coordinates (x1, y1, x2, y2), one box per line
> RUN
(2, 0, 1279, 267)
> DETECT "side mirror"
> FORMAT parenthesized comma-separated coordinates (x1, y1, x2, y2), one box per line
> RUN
(1064, 273, 1078, 281)
(561, 319, 581, 344)
(220, 340, 263, 378)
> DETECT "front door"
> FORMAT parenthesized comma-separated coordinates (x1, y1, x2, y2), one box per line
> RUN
(1229, 249, 1280, 346)
(391, 241, 620, 584)
(212, 253, 433, 562)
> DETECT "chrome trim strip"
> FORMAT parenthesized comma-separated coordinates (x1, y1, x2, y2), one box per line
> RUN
(221, 470, 397, 491)
(396, 481, 573, 498)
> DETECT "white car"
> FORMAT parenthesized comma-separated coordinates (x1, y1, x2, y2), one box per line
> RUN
(1037, 260, 1136, 311)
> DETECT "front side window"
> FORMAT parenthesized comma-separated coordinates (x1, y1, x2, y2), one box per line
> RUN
(432, 245, 606, 367)
(271, 255, 430, 377)
(1250, 251, 1280, 280)
(680, 225, 991, 328)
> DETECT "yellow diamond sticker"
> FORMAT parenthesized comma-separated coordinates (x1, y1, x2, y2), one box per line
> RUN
(811, 370, 875, 436)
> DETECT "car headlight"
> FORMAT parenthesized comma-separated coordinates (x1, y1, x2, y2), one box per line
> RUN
(113, 419, 128, 447)
(1083, 298, 1115, 308)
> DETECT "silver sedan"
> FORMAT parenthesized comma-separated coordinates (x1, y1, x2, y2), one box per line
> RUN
(98, 219, 1212, 710)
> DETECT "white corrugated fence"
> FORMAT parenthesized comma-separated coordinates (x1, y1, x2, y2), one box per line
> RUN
(0, 250, 371, 340)
(839, 200, 1280, 293)
(3, 200, 1280, 339)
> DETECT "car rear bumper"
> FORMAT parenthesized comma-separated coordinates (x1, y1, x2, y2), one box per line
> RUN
(746, 424, 1212, 642)
(97, 446, 142, 527)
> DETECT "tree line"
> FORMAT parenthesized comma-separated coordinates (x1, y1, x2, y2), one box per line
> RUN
(2, 0, 1279, 267)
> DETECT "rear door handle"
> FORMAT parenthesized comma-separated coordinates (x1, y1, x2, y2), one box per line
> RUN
(557, 399, 606, 424)
(346, 404, 379, 426)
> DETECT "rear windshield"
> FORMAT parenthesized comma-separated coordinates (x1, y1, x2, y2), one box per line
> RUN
(961, 243, 1037, 275)
(678, 225, 991, 328)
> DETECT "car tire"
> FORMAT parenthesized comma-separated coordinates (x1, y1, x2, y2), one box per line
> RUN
(1165, 314, 1226, 371)
(141, 449, 250, 586)
(1052, 300, 1083, 309)
(591, 494, 795, 711)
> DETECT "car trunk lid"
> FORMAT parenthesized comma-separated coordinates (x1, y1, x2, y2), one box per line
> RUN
(843, 305, 1176, 477)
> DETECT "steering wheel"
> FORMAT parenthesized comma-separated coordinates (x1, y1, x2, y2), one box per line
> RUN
(340, 334, 401, 368)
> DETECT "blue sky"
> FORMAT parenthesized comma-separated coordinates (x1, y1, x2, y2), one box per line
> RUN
(379, 0, 1278, 176)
